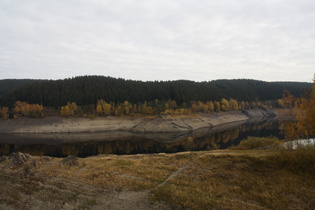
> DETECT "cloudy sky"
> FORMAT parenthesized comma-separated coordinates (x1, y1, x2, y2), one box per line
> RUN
(0, 0, 314, 82)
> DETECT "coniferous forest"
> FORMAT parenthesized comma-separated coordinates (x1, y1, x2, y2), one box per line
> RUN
(0, 76, 311, 108)
(0, 79, 43, 97)
(0, 76, 312, 119)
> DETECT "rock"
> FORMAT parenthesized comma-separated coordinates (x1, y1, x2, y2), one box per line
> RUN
(0, 156, 7, 163)
(264, 108, 277, 118)
(39, 156, 52, 163)
(242, 110, 255, 118)
(31, 159, 38, 167)
(59, 155, 79, 166)
(22, 164, 34, 177)
(242, 109, 277, 119)
(8, 152, 32, 168)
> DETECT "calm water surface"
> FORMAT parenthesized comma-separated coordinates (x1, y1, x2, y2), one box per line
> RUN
(0, 119, 283, 157)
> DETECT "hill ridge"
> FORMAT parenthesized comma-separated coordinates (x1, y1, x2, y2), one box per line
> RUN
(0, 76, 311, 107)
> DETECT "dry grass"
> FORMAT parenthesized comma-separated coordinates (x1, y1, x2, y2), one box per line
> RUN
(276, 146, 315, 175)
(230, 136, 280, 150)
(38, 153, 192, 192)
(0, 148, 314, 209)
(150, 148, 315, 209)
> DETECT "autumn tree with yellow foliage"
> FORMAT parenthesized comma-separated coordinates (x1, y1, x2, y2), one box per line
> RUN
(281, 76, 315, 140)
(60, 102, 78, 117)
(96, 99, 111, 116)
(0, 107, 9, 120)
(220, 98, 230, 111)
(13, 101, 44, 118)
(229, 99, 239, 110)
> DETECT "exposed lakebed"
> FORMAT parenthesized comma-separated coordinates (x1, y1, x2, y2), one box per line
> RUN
(0, 109, 283, 157)
(0, 119, 283, 157)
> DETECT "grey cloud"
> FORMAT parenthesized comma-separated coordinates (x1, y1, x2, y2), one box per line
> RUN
(0, 0, 314, 82)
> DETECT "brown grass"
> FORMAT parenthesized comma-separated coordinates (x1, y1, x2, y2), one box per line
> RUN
(150, 149, 315, 209)
(230, 136, 280, 150)
(1, 148, 314, 209)
(276, 146, 315, 175)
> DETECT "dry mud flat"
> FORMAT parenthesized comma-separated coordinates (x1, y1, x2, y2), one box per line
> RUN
(0, 109, 277, 134)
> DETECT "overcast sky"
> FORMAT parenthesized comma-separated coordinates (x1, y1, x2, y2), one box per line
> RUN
(0, 0, 314, 82)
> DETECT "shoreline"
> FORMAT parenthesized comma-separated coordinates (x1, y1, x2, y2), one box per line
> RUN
(0, 109, 278, 134)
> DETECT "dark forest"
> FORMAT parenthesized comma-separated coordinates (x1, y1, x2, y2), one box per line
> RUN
(0, 76, 311, 107)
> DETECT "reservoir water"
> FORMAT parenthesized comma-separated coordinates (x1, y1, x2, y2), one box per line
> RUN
(0, 119, 283, 157)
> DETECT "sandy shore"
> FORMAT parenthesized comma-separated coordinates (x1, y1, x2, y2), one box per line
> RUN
(0, 109, 278, 134)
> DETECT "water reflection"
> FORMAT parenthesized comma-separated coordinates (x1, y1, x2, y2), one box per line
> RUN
(0, 120, 283, 157)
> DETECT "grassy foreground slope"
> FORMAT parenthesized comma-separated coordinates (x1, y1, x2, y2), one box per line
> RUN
(0, 146, 314, 209)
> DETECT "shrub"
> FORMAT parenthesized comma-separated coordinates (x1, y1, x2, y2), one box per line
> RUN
(276, 146, 315, 175)
(231, 136, 279, 150)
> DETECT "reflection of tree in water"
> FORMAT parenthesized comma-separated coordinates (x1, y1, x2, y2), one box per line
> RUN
(178, 121, 282, 151)
(0, 121, 283, 157)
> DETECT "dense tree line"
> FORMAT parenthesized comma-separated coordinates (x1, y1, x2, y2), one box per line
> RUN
(0, 76, 311, 108)
(0, 79, 44, 97)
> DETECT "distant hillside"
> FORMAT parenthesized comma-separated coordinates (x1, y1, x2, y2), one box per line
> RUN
(0, 79, 45, 97)
(0, 76, 312, 107)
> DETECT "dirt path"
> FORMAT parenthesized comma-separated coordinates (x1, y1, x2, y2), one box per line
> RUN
(151, 154, 201, 190)
(155, 166, 188, 188)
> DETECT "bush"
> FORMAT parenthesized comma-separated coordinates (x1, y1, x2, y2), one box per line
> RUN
(231, 136, 279, 150)
(276, 146, 315, 175)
